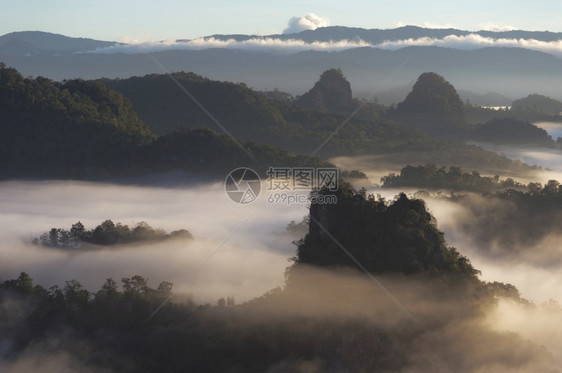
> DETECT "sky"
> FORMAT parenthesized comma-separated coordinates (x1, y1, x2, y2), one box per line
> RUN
(1, 0, 562, 41)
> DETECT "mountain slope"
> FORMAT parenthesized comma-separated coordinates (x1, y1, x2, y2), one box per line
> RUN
(0, 31, 118, 56)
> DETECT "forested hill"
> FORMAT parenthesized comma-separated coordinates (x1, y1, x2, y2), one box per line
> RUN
(104, 69, 529, 170)
(0, 63, 328, 179)
(102, 72, 288, 138)
(297, 183, 479, 276)
(0, 62, 153, 176)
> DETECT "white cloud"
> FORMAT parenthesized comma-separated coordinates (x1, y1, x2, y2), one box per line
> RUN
(376, 33, 562, 57)
(95, 36, 371, 54)
(394, 21, 457, 29)
(283, 13, 330, 34)
(479, 23, 517, 32)
(92, 32, 562, 58)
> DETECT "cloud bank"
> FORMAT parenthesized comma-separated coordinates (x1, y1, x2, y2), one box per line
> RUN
(283, 13, 331, 34)
(96, 36, 371, 54)
(376, 33, 562, 57)
(92, 33, 562, 58)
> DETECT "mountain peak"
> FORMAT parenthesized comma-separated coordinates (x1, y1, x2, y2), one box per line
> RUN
(395, 72, 465, 134)
(295, 68, 355, 114)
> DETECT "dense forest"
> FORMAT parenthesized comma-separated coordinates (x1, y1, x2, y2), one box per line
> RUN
(0, 63, 330, 178)
(3, 62, 552, 181)
(466, 96, 562, 124)
(102, 67, 530, 170)
(33, 220, 193, 249)
(452, 179, 562, 253)
(381, 164, 524, 193)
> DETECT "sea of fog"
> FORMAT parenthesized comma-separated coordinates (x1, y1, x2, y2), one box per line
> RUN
(2, 166, 562, 368)
(1, 175, 561, 307)
(0, 179, 309, 303)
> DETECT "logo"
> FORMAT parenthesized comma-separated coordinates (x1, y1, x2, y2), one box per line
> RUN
(224, 167, 261, 204)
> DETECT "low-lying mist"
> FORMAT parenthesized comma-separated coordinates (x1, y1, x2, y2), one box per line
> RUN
(0, 179, 307, 303)
(2, 177, 562, 371)
(330, 154, 562, 306)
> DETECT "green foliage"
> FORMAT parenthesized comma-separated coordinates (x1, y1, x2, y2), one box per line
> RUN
(0, 63, 153, 177)
(394, 72, 466, 135)
(102, 72, 287, 138)
(512, 94, 562, 116)
(470, 117, 554, 146)
(381, 164, 524, 193)
(33, 220, 193, 248)
(294, 68, 355, 115)
(297, 183, 480, 276)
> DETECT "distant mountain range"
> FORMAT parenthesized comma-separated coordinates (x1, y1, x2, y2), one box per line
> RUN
(201, 25, 562, 44)
(1, 27, 562, 103)
(0, 31, 120, 56)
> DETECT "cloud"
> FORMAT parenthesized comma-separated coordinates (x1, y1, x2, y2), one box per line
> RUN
(283, 13, 330, 34)
(395, 21, 457, 29)
(375, 33, 562, 57)
(92, 32, 562, 58)
(480, 23, 517, 32)
(0, 179, 309, 303)
(94, 36, 371, 54)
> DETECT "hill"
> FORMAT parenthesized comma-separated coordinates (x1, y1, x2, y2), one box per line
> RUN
(470, 118, 554, 146)
(103, 72, 288, 139)
(0, 64, 328, 179)
(0, 31, 118, 56)
(105, 69, 528, 171)
(512, 94, 562, 116)
(393, 72, 466, 136)
(0, 62, 152, 177)
(297, 183, 479, 275)
(294, 68, 355, 115)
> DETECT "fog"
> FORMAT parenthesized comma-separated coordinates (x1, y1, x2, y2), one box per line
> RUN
(377, 34, 562, 57)
(2, 175, 562, 371)
(0, 179, 309, 303)
(94, 37, 372, 54)
(92, 33, 562, 58)
(329, 152, 562, 307)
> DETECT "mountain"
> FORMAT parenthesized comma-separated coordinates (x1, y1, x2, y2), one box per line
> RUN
(0, 62, 153, 176)
(0, 31, 118, 56)
(470, 118, 554, 146)
(102, 72, 288, 138)
(394, 72, 465, 135)
(0, 64, 327, 179)
(298, 183, 479, 275)
(294, 68, 355, 115)
(2, 45, 561, 101)
(102, 69, 528, 171)
(512, 94, 562, 115)
(204, 25, 562, 45)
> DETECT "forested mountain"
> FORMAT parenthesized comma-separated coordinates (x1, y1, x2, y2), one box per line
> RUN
(0, 64, 327, 178)
(0, 62, 153, 176)
(105, 69, 527, 170)
(470, 117, 554, 146)
(297, 183, 478, 275)
(294, 68, 356, 115)
(392, 72, 466, 136)
(381, 164, 524, 193)
(512, 94, 562, 116)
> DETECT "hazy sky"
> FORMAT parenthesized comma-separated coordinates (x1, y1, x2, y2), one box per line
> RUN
(1, 0, 561, 41)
